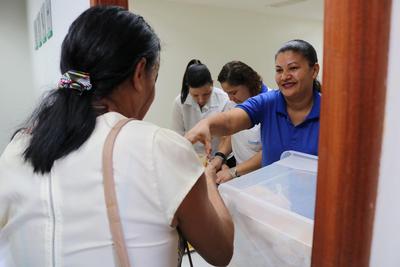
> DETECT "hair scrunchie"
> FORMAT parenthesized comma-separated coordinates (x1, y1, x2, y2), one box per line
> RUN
(58, 70, 92, 94)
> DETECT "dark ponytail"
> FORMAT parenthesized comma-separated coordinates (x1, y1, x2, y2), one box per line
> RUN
(22, 6, 160, 174)
(180, 59, 201, 104)
(275, 39, 321, 93)
(180, 59, 213, 104)
(23, 89, 96, 174)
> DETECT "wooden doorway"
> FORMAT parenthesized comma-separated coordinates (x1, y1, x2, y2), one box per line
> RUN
(90, 0, 128, 8)
(311, 0, 392, 266)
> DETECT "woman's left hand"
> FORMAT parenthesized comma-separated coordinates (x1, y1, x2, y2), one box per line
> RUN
(205, 163, 218, 183)
(216, 164, 234, 184)
(209, 156, 224, 172)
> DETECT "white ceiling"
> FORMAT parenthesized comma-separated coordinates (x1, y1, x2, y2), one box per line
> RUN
(162, 0, 324, 21)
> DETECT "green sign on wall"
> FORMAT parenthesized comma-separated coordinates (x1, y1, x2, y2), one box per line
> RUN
(34, 0, 53, 50)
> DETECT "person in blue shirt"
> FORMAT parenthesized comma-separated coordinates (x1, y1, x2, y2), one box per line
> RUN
(185, 39, 321, 167)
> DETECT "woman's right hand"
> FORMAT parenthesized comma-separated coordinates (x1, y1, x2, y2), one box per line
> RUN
(205, 163, 218, 182)
(216, 164, 234, 184)
(185, 119, 212, 156)
(209, 156, 224, 172)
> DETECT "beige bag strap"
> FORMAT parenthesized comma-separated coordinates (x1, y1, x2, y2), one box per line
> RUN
(102, 118, 135, 267)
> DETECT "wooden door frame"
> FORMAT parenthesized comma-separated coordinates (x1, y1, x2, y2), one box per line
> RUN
(90, 0, 128, 8)
(311, 0, 392, 266)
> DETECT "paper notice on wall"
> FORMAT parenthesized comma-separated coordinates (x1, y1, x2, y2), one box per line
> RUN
(46, 0, 53, 39)
(40, 3, 47, 43)
(34, 18, 38, 50)
(33, 0, 53, 50)
(36, 13, 42, 48)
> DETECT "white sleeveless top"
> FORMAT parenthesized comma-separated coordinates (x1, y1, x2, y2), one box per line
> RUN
(0, 112, 203, 267)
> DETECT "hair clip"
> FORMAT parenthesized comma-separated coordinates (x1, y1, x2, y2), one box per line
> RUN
(59, 70, 92, 94)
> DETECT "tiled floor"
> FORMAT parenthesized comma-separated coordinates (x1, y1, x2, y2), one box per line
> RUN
(182, 252, 214, 267)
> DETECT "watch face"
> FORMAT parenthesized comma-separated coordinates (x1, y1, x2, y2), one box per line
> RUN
(229, 167, 237, 178)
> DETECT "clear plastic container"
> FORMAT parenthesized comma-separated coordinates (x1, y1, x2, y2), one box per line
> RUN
(219, 151, 317, 267)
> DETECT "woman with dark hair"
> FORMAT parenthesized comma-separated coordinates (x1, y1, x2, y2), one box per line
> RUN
(218, 60, 269, 103)
(186, 39, 321, 168)
(171, 59, 230, 155)
(210, 61, 270, 183)
(0, 6, 233, 267)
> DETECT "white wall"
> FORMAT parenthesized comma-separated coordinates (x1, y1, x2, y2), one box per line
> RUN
(0, 0, 89, 152)
(0, 0, 322, 150)
(25, 0, 90, 96)
(370, 1, 400, 266)
(0, 0, 34, 152)
(129, 0, 323, 128)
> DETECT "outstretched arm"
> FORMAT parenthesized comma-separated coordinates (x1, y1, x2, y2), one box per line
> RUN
(185, 108, 252, 156)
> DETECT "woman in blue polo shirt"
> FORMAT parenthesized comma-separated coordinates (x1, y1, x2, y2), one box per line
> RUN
(185, 39, 321, 167)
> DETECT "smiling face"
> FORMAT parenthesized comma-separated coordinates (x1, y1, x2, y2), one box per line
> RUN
(220, 82, 252, 104)
(189, 84, 213, 108)
(275, 51, 319, 101)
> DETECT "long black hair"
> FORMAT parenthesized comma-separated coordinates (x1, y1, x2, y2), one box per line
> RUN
(22, 6, 160, 174)
(180, 59, 213, 104)
(275, 39, 321, 92)
(218, 61, 263, 97)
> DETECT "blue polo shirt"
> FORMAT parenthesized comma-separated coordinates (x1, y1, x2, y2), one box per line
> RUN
(260, 83, 268, 93)
(237, 90, 320, 166)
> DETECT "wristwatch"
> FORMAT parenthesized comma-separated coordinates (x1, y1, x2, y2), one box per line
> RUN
(229, 167, 240, 179)
(214, 151, 227, 164)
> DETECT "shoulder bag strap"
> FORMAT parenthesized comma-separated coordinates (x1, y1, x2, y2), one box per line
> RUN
(102, 118, 135, 267)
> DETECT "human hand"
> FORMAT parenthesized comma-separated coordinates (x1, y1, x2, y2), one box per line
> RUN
(209, 156, 224, 172)
(205, 162, 218, 183)
(185, 119, 212, 156)
(216, 164, 234, 184)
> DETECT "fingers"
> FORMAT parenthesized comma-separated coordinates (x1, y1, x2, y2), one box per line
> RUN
(204, 140, 212, 157)
(185, 131, 212, 157)
(210, 157, 224, 172)
(221, 164, 229, 170)
(216, 168, 234, 184)
(184, 131, 197, 144)
(205, 164, 220, 185)
(184, 119, 212, 156)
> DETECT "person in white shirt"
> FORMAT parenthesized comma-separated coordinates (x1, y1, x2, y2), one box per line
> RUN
(171, 59, 230, 155)
(0, 6, 233, 267)
(211, 61, 270, 183)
